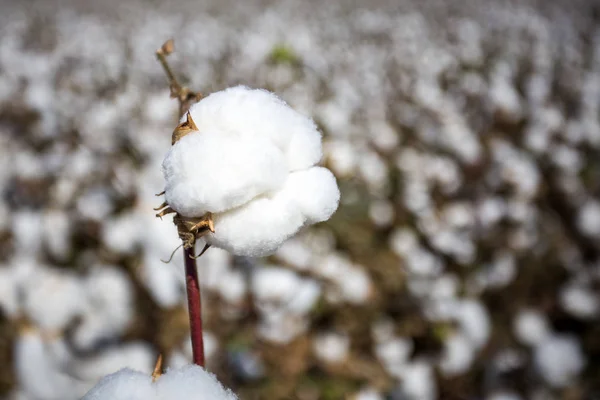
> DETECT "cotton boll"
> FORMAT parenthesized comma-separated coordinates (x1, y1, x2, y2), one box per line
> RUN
(101, 213, 141, 254)
(454, 300, 490, 349)
(217, 269, 247, 304)
(15, 329, 86, 400)
(577, 199, 600, 238)
(337, 267, 372, 304)
(439, 333, 476, 376)
(559, 283, 599, 319)
(286, 167, 340, 224)
(163, 130, 287, 217)
(74, 266, 134, 350)
(513, 309, 551, 346)
(12, 211, 43, 254)
(534, 334, 585, 388)
(324, 139, 358, 177)
(206, 185, 306, 257)
(276, 238, 314, 270)
(257, 311, 308, 343)
(81, 369, 154, 400)
(155, 365, 238, 400)
(43, 210, 72, 261)
(77, 188, 114, 221)
(375, 337, 413, 377)
(313, 332, 350, 363)
(252, 267, 320, 314)
(398, 360, 437, 400)
(22, 267, 85, 333)
(368, 200, 395, 227)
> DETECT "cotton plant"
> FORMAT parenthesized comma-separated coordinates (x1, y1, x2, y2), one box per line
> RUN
(157, 85, 340, 256)
(83, 39, 339, 398)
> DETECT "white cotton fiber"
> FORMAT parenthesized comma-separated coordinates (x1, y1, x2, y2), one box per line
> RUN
(82, 369, 154, 400)
(287, 126, 322, 171)
(286, 167, 340, 224)
(162, 85, 338, 256)
(206, 185, 305, 257)
(155, 365, 238, 400)
(186, 86, 321, 170)
(163, 130, 287, 217)
(534, 334, 585, 388)
(16, 330, 84, 399)
(22, 267, 85, 333)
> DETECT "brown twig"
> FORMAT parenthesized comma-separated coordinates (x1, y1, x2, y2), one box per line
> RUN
(184, 245, 206, 366)
(155, 39, 202, 117)
(155, 39, 206, 368)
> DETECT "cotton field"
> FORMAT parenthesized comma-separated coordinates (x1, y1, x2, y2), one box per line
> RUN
(0, 0, 599, 399)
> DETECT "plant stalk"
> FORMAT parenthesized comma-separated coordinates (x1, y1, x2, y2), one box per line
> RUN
(184, 245, 206, 367)
(156, 39, 206, 368)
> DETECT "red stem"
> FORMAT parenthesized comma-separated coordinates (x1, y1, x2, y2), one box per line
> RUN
(184, 246, 205, 367)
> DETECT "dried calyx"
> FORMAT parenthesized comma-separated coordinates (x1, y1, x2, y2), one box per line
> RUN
(155, 111, 214, 252)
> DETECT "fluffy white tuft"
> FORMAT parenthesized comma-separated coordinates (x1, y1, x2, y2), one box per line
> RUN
(163, 86, 338, 255)
(163, 131, 287, 217)
(185, 86, 322, 170)
(206, 183, 305, 257)
(205, 166, 339, 256)
(286, 167, 340, 224)
(155, 365, 238, 400)
(82, 365, 237, 400)
(81, 369, 153, 400)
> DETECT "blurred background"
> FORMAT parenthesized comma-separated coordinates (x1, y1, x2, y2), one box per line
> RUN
(1, 0, 599, 399)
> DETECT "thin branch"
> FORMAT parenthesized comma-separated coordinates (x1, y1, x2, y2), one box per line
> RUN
(184, 245, 205, 366)
(155, 39, 206, 368)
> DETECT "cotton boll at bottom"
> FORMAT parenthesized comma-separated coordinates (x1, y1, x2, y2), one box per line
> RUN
(81, 369, 154, 400)
(155, 365, 238, 400)
(163, 130, 287, 217)
(286, 167, 340, 224)
(206, 187, 306, 257)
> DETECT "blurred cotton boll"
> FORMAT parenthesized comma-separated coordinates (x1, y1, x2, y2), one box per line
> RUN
(534, 334, 585, 388)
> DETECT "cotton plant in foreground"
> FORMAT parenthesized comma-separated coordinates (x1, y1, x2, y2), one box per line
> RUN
(158, 84, 340, 257)
(83, 40, 339, 399)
